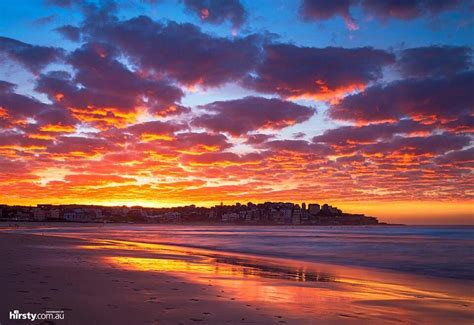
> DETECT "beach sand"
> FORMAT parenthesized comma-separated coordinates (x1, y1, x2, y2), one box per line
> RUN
(0, 231, 472, 324)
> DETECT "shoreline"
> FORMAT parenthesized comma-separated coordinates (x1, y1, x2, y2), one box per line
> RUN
(0, 219, 402, 226)
(0, 230, 473, 324)
(0, 222, 471, 280)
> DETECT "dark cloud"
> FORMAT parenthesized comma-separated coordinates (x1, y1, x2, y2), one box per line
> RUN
(0, 80, 78, 132)
(0, 132, 52, 150)
(0, 37, 64, 73)
(180, 151, 263, 166)
(300, 0, 352, 20)
(362, 133, 470, 156)
(0, 80, 52, 121)
(245, 134, 274, 145)
(361, 0, 463, 20)
(435, 147, 474, 166)
(55, 25, 81, 42)
(193, 96, 315, 136)
(246, 43, 394, 100)
(32, 14, 57, 26)
(35, 42, 184, 120)
(172, 132, 232, 152)
(299, 0, 357, 30)
(125, 120, 185, 138)
(45, 0, 76, 7)
(86, 16, 262, 87)
(397, 46, 473, 78)
(262, 139, 332, 155)
(330, 71, 474, 123)
(46, 136, 117, 156)
(0, 80, 15, 93)
(441, 115, 474, 134)
(299, 0, 466, 28)
(313, 120, 434, 146)
(182, 0, 246, 28)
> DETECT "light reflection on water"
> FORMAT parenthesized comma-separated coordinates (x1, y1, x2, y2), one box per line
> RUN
(78, 239, 473, 323)
(1, 223, 473, 323)
(4, 224, 473, 279)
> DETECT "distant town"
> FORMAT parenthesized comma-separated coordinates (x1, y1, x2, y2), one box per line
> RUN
(0, 202, 385, 225)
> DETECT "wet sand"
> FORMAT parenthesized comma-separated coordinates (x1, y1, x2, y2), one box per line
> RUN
(0, 232, 472, 324)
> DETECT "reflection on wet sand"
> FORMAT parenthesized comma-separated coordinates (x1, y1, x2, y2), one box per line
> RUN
(80, 239, 473, 323)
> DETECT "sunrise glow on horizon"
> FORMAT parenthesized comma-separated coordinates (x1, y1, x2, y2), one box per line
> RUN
(0, 0, 473, 225)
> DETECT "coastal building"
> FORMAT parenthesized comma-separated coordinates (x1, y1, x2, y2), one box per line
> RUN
(32, 207, 46, 221)
(292, 208, 301, 224)
(308, 204, 320, 215)
(222, 212, 239, 222)
(0, 202, 380, 225)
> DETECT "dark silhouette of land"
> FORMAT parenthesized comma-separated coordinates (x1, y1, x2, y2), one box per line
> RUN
(0, 201, 384, 225)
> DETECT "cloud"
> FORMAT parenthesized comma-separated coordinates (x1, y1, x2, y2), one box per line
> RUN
(0, 80, 75, 128)
(299, 0, 358, 30)
(192, 96, 315, 136)
(45, 0, 76, 7)
(182, 0, 246, 28)
(299, 0, 467, 28)
(125, 120, 185, 140)
(85, 16, 262, 88)
(55, 25, 81, 42)
(46, 136, 117, 158)
(330, 71, 474, 123)
(32, 14, 57, 26)
(172, 132, 231, 152)
(262, 139, 332, 155)
(246, 43, 394, 102)
(35, 42, 184, 128)
(0, 37, 64, 73)
(435, 147, 474, 166)
(362, 133, 470, 157)
(180, 151, 264, 166)
(361, 0, 464, 20)
(313, 120, 434, 146)
(64, 174, 136, 186)
(397, 46, 473, 78)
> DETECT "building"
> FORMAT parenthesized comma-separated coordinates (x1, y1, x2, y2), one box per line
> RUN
(32, 208, 46, 221)
(308, 204, 320, 215)
(292, 208, 301, 224)
(222, 212, 239, 222)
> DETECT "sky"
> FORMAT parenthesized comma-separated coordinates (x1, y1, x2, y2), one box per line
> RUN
(0, 0, 473, 224)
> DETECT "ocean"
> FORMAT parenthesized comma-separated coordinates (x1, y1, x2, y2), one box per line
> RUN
(7, 224, 474, 280)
